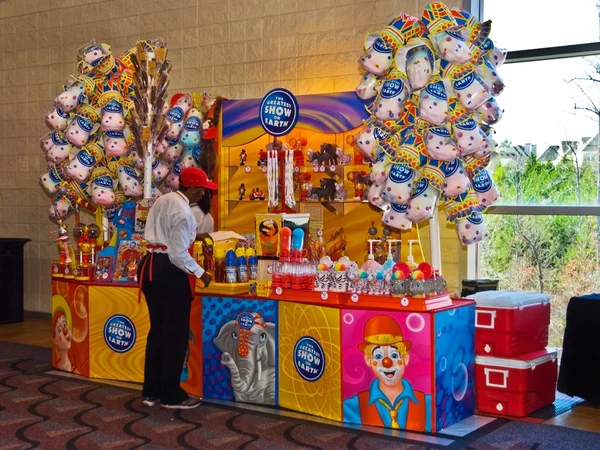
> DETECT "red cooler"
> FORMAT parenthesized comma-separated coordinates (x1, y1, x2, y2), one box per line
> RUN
(475, 348, 559, 417)
(469, 291, 550, 357)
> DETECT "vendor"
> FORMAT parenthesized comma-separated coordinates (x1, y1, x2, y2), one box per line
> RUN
(343, 315, 431, 432)
(191, 189, 214, 236)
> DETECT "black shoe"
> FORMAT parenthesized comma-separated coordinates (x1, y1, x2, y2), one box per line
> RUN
(160, 397, 201, 410)
(141, 396, 160, 407)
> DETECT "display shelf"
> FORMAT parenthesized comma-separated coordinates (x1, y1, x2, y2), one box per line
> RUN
(298, 199, 369, 215)
(196, 281, 250, 296)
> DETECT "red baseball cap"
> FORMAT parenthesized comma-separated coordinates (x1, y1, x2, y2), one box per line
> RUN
(180, 167, 218, 190)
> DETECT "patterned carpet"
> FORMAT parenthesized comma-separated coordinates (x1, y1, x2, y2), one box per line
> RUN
(0, 341, 598, 450)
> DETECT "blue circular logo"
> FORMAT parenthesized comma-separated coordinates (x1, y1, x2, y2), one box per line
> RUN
(381, 79, 405, 99)
(185, 116, 201, 131)
(78, 150, 96, 167)
(429, 126, 450, 138)
(391, 203, 409, 213)
(453, 72, 475, 91)
(373, 126, 390, 141)
(76, 116, 94, 133)
(167, 106, 185, 123)
(94, 175, 114, 189)
(473, 171, 492, 193)
(445, 159, 460, 176)
(412, 178, 429, 197)
(373, 38, 392, 54)
(104, 314, 136, 353)
(468, 212, 484, 225)
(293, 336, 326, 382)
(425, 80, 447, 100)
(259, 88, 299, 137)
(238, 313, 255, 330)
(389, 164, 413, 183)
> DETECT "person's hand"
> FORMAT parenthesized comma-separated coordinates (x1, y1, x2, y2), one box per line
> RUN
(199, 271, 212, 288)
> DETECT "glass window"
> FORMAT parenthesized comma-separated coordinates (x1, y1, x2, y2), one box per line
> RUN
(483, 0, 600, 51)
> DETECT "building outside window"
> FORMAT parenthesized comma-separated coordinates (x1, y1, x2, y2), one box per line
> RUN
(473, 0, 600, 347)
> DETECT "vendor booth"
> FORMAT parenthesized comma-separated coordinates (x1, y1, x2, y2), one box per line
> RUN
(43, 0, 544, 435)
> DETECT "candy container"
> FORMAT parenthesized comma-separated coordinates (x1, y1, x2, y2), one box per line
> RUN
(476, 58, 505, 96)
(476, 97, 503, 125)
(356, 72, 380, 100)
(471, 169, 500, 208)
(180, 109, 202, 148)
(165, 94, 194, 139)
(424, 125, 458, 161)
(453, 116, 489, 155)
(373, 71, 410, 121)
(443, 159, 470, 197)
(100, 98, 126, 131)
(65, 143, 102, 183)
(50, 195, 74, 220)
(65, 104, 100, 147)
(103, 130, 128, 157)
(45, 105, 70, 131)
(407, 178, 439, 223)
(419, 79, 450, 125)
(456, 212, 488, 245)
(45, 131, 72, 164)
(89, 168, 117, 207)
(116, 164, 143, 198)
(359, 36, 394, 76)
(381, 163, 415, 205)
(382, 203, 413, 230)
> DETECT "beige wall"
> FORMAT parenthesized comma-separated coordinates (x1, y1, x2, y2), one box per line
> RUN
(0, 0, 467, 313)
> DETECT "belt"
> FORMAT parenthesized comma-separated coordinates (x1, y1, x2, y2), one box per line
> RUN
(138, 245, 167, 303)
(146, 244, 167, 252)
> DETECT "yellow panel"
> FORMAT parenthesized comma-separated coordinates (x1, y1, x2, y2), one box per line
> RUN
(88, 286, 149, 383)
(278, 302, 342, 421)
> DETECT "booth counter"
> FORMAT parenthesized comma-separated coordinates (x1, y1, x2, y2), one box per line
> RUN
(51, 278, 475, 433)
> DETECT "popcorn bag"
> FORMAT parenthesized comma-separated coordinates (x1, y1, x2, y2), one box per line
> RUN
(443, 158, 471, 197)
(407, 177, 439, 223)
(381, 163, 415, 205)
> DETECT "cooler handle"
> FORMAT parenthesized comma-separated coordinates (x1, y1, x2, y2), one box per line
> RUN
(476, 310, 496, 329)
(484, 368, 508, 388)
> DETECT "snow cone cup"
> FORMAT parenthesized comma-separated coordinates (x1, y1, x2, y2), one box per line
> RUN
(314, 270, 332, 291)
(419, 79, 450, 125)
(407, 178, 439, 223)
(356, 72, 380, 100)
(45, 105, 70, 131)
(456, 212, 488, 245)
(360, 37, 394, 76)
(383, 202, 413, 230)
(381, 163, 414, 205)
(332, 270, 348, 292)
(425, 125, 458, 161)
(443, 158, 471, 197)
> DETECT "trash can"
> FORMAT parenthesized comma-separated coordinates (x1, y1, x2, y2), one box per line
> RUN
(461, 279, 498, 298)
(0, 238, 31, 324)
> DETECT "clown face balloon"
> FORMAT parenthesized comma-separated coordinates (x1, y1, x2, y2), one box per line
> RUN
(419, 80, 449, 125)
(425, 126, 458, 162)
(407, 178, 438, 223)
(443, 159, 470, 197)
(103, 130, 128, 157)
(117, 165, 143, 198)
(381, 163, 415, 205)
(45, 106, 70, 131)
(456, 212, 488, 245)
(383, 202, 413, 230)
(373, 77, 409, 121)
(432, 29, 472, 65)
(360, 38, 394, 76)
(356, 73, 380, 100)
(100, 99, 126, 131)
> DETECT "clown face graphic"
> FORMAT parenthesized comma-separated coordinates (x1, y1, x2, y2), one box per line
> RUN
(366, 344, 409, 388)
(54, 314, 72, 351)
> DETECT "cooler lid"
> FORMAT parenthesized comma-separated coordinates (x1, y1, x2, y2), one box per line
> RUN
(467, 290, 550, 308)
(476, 347, 559, 369)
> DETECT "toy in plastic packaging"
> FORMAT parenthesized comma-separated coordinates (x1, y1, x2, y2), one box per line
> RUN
(456, 212, 488, 245)
(112, 239, 145, 283)
(443, 158, 471, 197)
(424, 125, 458, 161)
(407, 177, 439, 223)
(381, 163, 415, 205)
(356, 72, 380, 100)
(359, 36, 394, 76)
(255, 214, 282, 257)
(419, 79, 450, 125)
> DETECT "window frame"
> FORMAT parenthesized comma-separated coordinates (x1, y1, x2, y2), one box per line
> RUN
(468, 0, 600, 278)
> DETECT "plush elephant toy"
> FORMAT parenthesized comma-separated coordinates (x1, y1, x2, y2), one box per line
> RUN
(214, 312, 277, 405)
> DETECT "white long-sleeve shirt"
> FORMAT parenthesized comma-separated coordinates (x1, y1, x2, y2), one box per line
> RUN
(144, 191, 205, 278)
(190, 204, 215, 234)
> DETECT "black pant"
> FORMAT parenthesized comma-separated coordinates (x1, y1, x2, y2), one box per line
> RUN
(138, 253, 191, 405)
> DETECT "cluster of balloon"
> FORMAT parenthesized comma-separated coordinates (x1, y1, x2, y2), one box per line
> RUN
(40, 38, 218, 225)
(354, 2, 506, 245)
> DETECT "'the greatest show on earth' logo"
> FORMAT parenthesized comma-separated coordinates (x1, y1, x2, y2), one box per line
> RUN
(293, 336, 326, 382)
(259, 88, 299, 137)
(104, 314, 136, 353)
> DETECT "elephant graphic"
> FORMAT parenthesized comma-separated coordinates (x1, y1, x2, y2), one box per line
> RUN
(214, 312, 277, 405)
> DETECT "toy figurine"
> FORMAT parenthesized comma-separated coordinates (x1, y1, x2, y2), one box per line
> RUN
(257, 150, 268, 167)
(127, 259, 138, 281)
(347, 171, 369, 201)
(238, 183, 246, 200)
(240, 148, 247, 166)
(250, 188, 265, 201)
